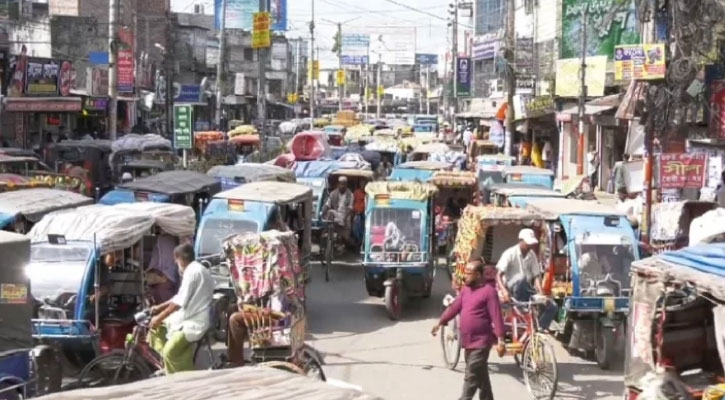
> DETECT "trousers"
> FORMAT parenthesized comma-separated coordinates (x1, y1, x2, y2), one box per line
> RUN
(148, 325, 194, 374)
(461, 347, 494, 400)
(509, 280, 558, 331)
(227, 311, 248, 365)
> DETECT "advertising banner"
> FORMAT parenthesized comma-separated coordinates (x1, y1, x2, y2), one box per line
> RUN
(555, 56, 607, 97)
(659, 153, 706, 189)
(341, 34, 369, 66)
(561, 0, 639, 59)
(234, 73, 245, 95)
(368, 27, 415, 65)
(310, 61, 319, 80)
(415, 53, 438, 66)
(25, 58, 59, 96)
(215, 0, 286, 31)
(252, 12, 271, 49)
(173, 105, 193, 150)
(472, 39, 497, 61)
(614, 44, 666, 81)
(268, 0, 286, 31)
(336, 70, 345, 86)
(456, 57, 472, 97)
(117, 27, 134, 93)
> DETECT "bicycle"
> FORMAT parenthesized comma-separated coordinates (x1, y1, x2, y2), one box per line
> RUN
(439, 294, 558, 400)
(77, 309, 218, 388)
(320, 220, 337, 282)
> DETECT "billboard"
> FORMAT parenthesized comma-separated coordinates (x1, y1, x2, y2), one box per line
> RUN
(215, 0, 286, 31)
(555, 56, 607, 97)
(368, 27, 415, 65)
(456, 57, 471, 97)
(561, 0, 639, 59)
(341, 34, 369, 66)
(614, 44, 666, 81)
(415, 53, 438, 66)
(117, 27, 134, 94)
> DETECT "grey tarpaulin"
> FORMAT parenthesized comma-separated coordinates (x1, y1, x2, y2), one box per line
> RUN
(0, 231, 32, 352)
(119, 170, 221, 196)
(207, 164, 295, 183)
(0, 188, 93, 222)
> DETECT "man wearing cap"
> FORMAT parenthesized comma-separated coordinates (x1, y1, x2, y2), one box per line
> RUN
(496, 229, 556, 330)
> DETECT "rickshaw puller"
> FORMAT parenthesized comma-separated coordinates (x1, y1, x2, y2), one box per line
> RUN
(322, 175, 353, 244)
(148, 244, 214, 374)
(432, 262, 505, 400)
(495, 229, 557, 331)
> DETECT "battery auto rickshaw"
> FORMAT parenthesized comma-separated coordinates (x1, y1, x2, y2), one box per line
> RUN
(389, 161, 453, 183)
(207, 164, 295, 191)
(502, 166, 555, 189)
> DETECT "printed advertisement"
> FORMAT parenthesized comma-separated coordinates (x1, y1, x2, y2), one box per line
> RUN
(215, 0, 286, 31)
(614, 44, 666, 81)
(252, 12, 271, 49)
(173, 105, 193, 150)
(117, 27, 134, 93)
(25, 58, 59, 95)
(342, 34, 369, 66)
(456, 57, 471, 97)
(561, 0, 639, 59)
(555, 56, 607, 97)
(659, 153, 706, 189)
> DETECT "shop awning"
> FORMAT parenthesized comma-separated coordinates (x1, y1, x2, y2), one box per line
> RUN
(556, 94, 622, 122)
(4, 97, 82, 112)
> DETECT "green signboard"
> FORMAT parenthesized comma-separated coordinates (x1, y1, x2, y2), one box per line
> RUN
(561, 0, 639, 60)
(173, 105, 193, 149)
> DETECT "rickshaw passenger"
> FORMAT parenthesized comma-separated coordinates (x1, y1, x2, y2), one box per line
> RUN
(322, 176, 353, 243)
(495, 229, 556, 331)
(146, 234, 180, 305)
(148, 244, 214, 374)
(384, 221, 403, 251)
(353, 185, 366, 244)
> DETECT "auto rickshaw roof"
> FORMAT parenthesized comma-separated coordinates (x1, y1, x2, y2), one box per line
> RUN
(430, 171, 477, 187)
(397, 161, 453, 171)
(0, 147, 40, 157)
(52, 139, 113, 152)
(111, 134, 172, 153)
(29, 203, 196, 252)
(118, 170, 221, 196)
(413, 142, 450, 154)
(491, 184, 564, 197)
(207, 164, 295, 183)
(526, 198, 626, 218)
(502, 166, 554, 176)
(0, 230, 31, 352)
(330, 169, 375, 178)
(632, 243, 725, 302)
(461, 205, 545, 224)
(365, 181, 438, 201)
(477, 154, 516, 162)
(215, 181, 312, 204)
(0, 154, 42, 163)
(122, 159, 171, 169)
(0, 188, 93, 222)
(228, 134, 261, 144)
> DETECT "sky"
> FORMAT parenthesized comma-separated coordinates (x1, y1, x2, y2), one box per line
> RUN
(170, 0, 453, 69)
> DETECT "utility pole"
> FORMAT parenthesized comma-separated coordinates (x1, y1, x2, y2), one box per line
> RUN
(364, 46, 369, 118)
(108, 0, 119, 139)
(426, 64, 431, 115)
(257, 0, 268, 154)
(337, 22, 343, 111)
(165, 13, 174, 144)
(214, 0, 226, 128)
(376, 58, 381, 119)
(295, 38, 300, 119)
(309, 0, 316, 122)
(451, 0, 458, 126)
(504, 0, 515, 156)
(576, 6, 588, 176)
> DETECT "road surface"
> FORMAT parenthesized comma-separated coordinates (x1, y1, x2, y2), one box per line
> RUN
(305, 261, 625, 400)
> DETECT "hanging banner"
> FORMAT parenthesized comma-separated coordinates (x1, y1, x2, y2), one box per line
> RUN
(173, 105, 193, 150)
(117, 27, 134, 94)
(310, 60, 320, 80)
(614, 44, 666, 81)
(215, 0, 286, 31)
(659, 153, 706, 189)
(561, 0, 639, 59)
(472, 38, 497, 61)
(25, 58, 59, 96)
(341, 34, 369, 66)
(456, 57, 471, 97)
(336, 70, 345, 86)
(268, 0, 287, 31)
(252, 12, 271, 49)
(555, 56, 607, 97)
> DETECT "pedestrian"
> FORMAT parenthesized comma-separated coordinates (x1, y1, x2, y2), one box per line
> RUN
(463, 124, 474, 150)
(542, 140, 553, 170)
(717, 171, 725, 208)
(587, 147, 599, 189)
(432, 262, 505, 400)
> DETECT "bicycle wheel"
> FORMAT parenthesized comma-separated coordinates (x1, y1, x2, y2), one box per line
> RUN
(77, 350, 152, 389)
(258, 361, 306, 375)
(522, 334, 558, 400)
(440, 316, 461, 370)
(324, 228, 333, 282)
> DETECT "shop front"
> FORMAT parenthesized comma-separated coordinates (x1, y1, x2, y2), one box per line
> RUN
(4, 97, 82, 148)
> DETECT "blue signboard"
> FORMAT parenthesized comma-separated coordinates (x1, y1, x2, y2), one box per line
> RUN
(215, 0, 286, 31)
(341, 34, 369, 66)
(415, 53, 438, 65)
(175, 84, 202, 103)
(456, 57, 471, 97)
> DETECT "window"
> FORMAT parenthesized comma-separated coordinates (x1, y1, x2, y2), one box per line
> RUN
(475, 0, 504, 35)
(244, 48, 254, 62)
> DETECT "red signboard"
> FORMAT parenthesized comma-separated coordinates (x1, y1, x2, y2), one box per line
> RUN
(5, 99, 82, 112)
(117, 27, 134, 94)
(659, 153, 706, 189)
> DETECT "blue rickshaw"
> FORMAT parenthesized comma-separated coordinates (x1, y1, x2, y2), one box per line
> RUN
(293, 160, 341, 233)
(207, 163, 295, 191)
(488, 184, 565, 207)
(389, 161, 452, 183)
(363, 181, 438, 320)
(502, 166, 555, 189)
(526, 198, 640, 370)
(0, 231, 62, 399)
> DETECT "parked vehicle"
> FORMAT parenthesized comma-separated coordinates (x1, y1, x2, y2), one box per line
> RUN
(429, 171, 478, 257)
(502, 166, 555, 189)
(323, 125, 346, 146)
(362, 181, 438, 320)
(0, 188, 93, 233)
(487, 184, 565, 208)
(207, 164, 295, 191)
(389, 161, 453, 183)
(109, 134, 176, 182)
(45, 140, 114, 195)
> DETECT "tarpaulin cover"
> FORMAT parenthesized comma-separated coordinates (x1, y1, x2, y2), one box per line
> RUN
(98, 189, 170, 205)
(289, 131, 330, 161)
(689, 207, 725, 246)
(0, 188, 93, 222)
(337, 153, 371, 170)
(216, 182, 312, 205)
(660, 244, 725, 279)
(36, 366, 380, 400)
(119, 170, 221, 196)
(293, 160, 341, 178)
(110, 134, 171, 153)
(279, 121, 298, 134)
(0, 231, 32, 352)
(29, 203, 196, 252)
(207, 164, 295, 184)
(429, 151, 466, 169)
(365, 181, 437, 201)
(365, 138, 398, 153)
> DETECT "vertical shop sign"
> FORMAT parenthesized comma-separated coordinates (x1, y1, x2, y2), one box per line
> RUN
(117, 27, 135, 93)
(173, 105, 193, 149)
(456, 57, 471, 97)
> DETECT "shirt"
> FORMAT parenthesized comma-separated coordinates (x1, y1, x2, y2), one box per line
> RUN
(542, 142, 553, 162)
(463, 130, 473, 147)
(353, 188, 366, 214)
(496, 245, 542, 290)
(166, 261, 215, 342)
(439, 282, 505, 349)
(327, 189, 353, 217)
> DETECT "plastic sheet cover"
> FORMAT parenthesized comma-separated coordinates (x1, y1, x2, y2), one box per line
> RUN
(293, 160, 341, 178)
(0, 188, 93, 222)
(690, 207, 725, 246)
(110, 134, 171, 153)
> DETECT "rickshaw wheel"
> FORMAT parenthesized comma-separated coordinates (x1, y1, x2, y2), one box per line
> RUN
(301, 355, 326, 382)
(595, 327, 616, 370)
(522, 334, 558, 400)
(384, 282, 402, 321)
(78, 350, 152, 388)
(33, 347, 62, 395)
(440, 316, 461, 370)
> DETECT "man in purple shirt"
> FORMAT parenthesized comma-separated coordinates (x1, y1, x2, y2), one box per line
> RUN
(432, 262, 505, 400)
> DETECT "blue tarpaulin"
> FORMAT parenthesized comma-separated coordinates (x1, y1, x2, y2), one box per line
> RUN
(293, 161, 341, 178)
(0, 212, 15, 229)
(661, 243, 725, 278)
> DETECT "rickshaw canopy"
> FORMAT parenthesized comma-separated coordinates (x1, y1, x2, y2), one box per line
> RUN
(365, 181, 438, 201)
(0, 230, 31, 352)
(477, 154, 516, 165)
(429, 171, 477, 188)
(330, 169, 375, 179)
(215, 181, 313, 205)
(118, 170, 222, 196)
(28, 203, 196, 253)
(207, 164, 295, 188)
(0, 188, 93, 222)
(502, 165, 554, 177)
(111, 134, 171, 153)
(396, 161, 453, 171)
(526, 198, 625, 219)
(490, 184, 564, 198)
(293, 160, 341, 178)
(413, 142, 449, 155)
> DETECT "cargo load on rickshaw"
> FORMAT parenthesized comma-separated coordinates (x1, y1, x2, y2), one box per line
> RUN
(109, 134, 176, 182)
(626, 244, 725, 400)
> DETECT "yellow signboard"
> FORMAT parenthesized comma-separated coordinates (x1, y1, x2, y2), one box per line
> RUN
(252, 12, 271, 49)
(614, 44, 666, 81)
(555, 56, 607, 98)
(287, 93, 298, 103)
(310, 61, 320, 80)
(336, 70, 346, 86)
(377, 85, 384, 97)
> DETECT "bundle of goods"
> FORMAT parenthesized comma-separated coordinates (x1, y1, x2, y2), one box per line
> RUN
(194, 131, 224, 154)
(111, 134, 171, 153)
(288, 131, 330, 161)
(227, 125, 258, 138)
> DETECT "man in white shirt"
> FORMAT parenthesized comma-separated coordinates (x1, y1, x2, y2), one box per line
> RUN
(463, 125, 474, 149)
(149, 243, 214, 374)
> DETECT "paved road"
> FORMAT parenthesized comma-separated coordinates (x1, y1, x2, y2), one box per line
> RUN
(304, 261, 625, 400)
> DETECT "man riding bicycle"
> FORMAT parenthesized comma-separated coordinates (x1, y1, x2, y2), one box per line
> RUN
(148, 243, 214, 374)
(322, 175, 353, 246)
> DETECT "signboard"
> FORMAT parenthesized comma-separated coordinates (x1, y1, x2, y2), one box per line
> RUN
(25, 58, 59, 95)
(368, 27, 416, 65)
(175, 84, 203, 103)
(456, 57, 471, 97)
(252, 12, 271, 49)
(5, 99, 82, 112)
(215, 0, 286, 31)
(336, 70, 345, 86)
(614, 44, 666, 81)
(377, 85, 384, 97)
(513, 95, 555, 120)
(310, 60, 319, 80)
(7, 47, 28, 97)
(561, 0, 639, 59)
(515, 37, 534, 74)
(49, 0, 78, 16)
(472, 39, 497, 61)
(710, 81, 725, 139)
(659, 153, 706, 189)
(415, 53, 438, 66)
(234, 73, 245, 95)
(117, 27, 134, 93)
(555, 56, 607, 97)
(341, 34, 369, 66)
(173, 105, 193, 150)
(287, 92, 298, 103)
(84, 97, 108, 111)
